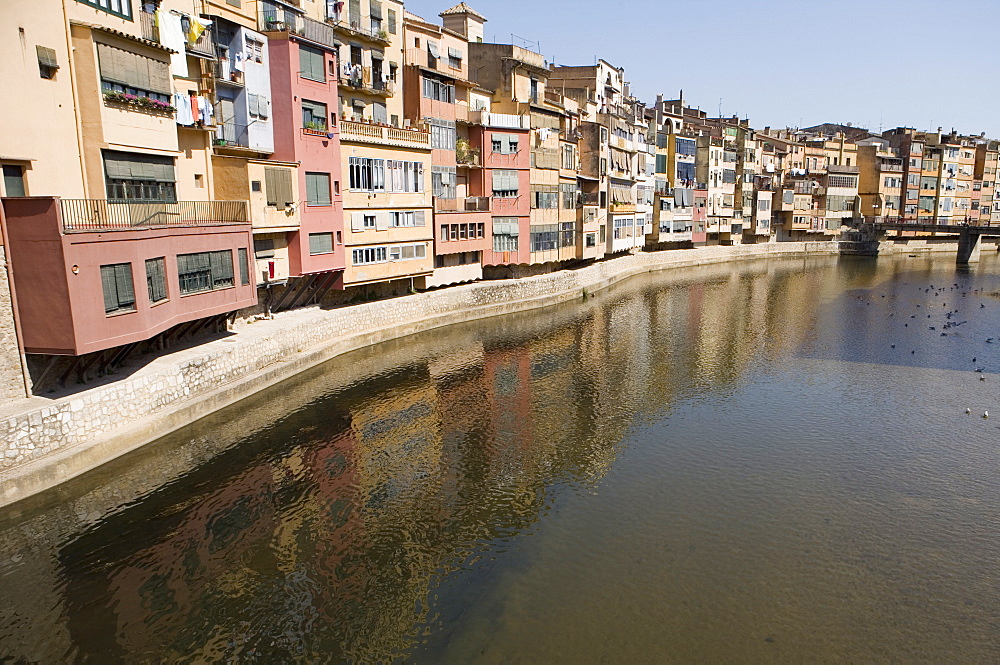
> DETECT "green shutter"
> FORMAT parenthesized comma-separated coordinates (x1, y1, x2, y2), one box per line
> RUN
(238, 248, 249, 285)
(101, 265, 117, 313)
(114, 263, 134, 310)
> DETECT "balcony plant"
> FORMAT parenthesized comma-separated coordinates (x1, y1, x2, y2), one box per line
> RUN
(377, 29, 389, 41)
(303, 120, 328, 132)
(104, 91, 175, 113)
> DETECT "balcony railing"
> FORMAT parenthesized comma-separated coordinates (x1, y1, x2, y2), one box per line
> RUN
(827, 164, 860, 174)
(436, 197, 491, 213)
(469, 111, 529, 129)
(60, 199, 249, 233)
(325, 17, 391, 44)
(140, 10, 215, 58)
(578, 192, 600, 207)
(340, 66, 395, 96)
(260, 11, 339, 51)
(340, 120, 430, 148)
(215, 122, 250, 148)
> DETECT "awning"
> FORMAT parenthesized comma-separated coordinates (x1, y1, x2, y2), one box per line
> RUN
(427, 41, 439, 58)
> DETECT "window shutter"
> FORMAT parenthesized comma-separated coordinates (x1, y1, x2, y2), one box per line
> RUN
(114, 264, 134, 308)
(370, 0, 382, 19)
(349, 0, 361, 24)
(238, 248, 249, 285)
(101, 265, 117, 313)
(310, 233, 333, 254)
(387, 8, 396, 33)
(414, 210, 426, 226)
(36, 45, 58, 69)
(375, 211, 389, 231)
(351, 212, 365, 231)
(258, 96, 269, 119)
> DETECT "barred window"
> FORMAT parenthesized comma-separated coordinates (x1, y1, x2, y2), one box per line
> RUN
(177, 250, 234, 294)
(828, 175, 857, 189)
(492, 217, 519, 252)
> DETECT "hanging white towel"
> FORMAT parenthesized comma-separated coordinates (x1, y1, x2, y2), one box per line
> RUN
(174, 93, 194, 125)
(233, 53, 244, 73)
(157, 11, 187, 77)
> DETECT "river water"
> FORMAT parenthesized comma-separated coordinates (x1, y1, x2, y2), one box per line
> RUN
(2, 253, 1000, 663)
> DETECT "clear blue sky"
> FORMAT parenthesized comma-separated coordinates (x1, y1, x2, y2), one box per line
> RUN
(404, 0, 1000, 138)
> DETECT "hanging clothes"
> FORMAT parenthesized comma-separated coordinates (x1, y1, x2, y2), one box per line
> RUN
(198, 97, 214, 125)
(174, 93, 194, 125)
(190, 95, 200, 123)
(219, 56, 231, 80)
(156, 11, 187, 77)
(233, 52, 244, 72)
(187, 17, 212, 46)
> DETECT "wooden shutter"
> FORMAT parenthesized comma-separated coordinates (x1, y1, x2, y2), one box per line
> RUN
(349, 0, 361, 24)
(101, 265, 117, 313)
(36, 46, 58, 69)
(265, 167, 291, 209)
(414, 210, 426, 226)
(387, 8, 396, 33)
(114, 263, 134, 308)
(351, 212, 365, 232)
(238, 248, 249, 285)
(309, 233, 333, 254)
(375, 211, 389, 231)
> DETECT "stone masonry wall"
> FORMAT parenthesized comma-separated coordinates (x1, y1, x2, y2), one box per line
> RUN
(0, 242, 840, 503)
(0, 247, 27, 402)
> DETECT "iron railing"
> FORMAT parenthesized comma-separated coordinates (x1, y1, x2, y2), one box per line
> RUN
(260, 11, 340, 51)
(60, 199, 249, 232)
(140, 10, 214, 57)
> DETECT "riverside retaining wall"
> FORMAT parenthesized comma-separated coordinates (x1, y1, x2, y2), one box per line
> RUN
(0, 241, 847, 506)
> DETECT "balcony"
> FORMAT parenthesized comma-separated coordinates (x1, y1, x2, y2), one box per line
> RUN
(469, 111, 529, 130)
(60, 199, 249, 233)
(609, 202, 636, 213)
(340, 67, 396, 97)
(260, 11, 340, 51)
(827, 164, 860, 174)
(339, 120, 430, 149)
(578, 192, 600, 207)
(456, 146, 481, 167)
(140, 10, 215, 58)
(532, 149, 560, 170)
(435, 197, 491, 213)
(325, 17, 391, 45)
(214, 123, 251, 150)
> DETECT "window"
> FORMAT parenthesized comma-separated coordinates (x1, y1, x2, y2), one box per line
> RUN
(369, 0, 383, 33)
(177, 251, 234, 294)
(447, 47, 463, 70)
(309, 232, 334, 255)
(560, 221, 574, 247)
(675, 138, 696, 156)
(560, 183, 576, 209)
(101, 263, 136, 315)
(299, 45, 325, 82)
(427, 118, 456, 149)
(103, 150, 176, 202)
(387, 8, 397, 33)
(264, 167, 293, 209)
(305, 172, 331, 206)
(391, 211, 425, 227)
(492, 170, 518, 197)
(301, 99, 327, 130)
(352, 246, 388, 265)
(562, 144, 575, 170)
(828, 175, 857, 189)
(145, 257, 168, 303)
(427, 40, 439, 68)
(254, 238, 275, 258)
(655, 154, 667, 174)
(387, 243, 426, 261)
(238, 248, 250, 285)
(530, 224, 558, 252)
(363, 214, 376, 230)
(350, 158, 424, 192)
(432, 166, 456, 199)
(36, 45, 59, 79)
(2, 165, 25, 197)
(491, 133, 519, 155)
(422, 77, 455, 103)
(492, 218, 519, 252)
(97, 42, 170, 103)
(722, 169, 737, 184)
(78, 0, 132, 20)
(532, 189, 558, 209)
(585, 233, 596, 248)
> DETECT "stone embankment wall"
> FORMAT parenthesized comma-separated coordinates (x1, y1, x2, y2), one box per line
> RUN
(0, 241, 847, 506)
(0, 247, 27, 402)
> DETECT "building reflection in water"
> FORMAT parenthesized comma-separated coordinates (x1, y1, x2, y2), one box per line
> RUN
(0, 256, 901, 663)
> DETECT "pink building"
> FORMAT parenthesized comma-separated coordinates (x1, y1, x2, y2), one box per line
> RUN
(267, 32, 345, 283)
(2, 197, 256, 356)
(477, 123, 531, 266)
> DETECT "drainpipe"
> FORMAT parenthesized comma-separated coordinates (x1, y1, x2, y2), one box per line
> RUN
(62, 0, 90, 198)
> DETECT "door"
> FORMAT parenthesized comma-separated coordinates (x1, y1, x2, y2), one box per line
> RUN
(219, 97, 236, 144)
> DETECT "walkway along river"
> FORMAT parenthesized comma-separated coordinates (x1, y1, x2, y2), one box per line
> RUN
(1, 252, 999, 662)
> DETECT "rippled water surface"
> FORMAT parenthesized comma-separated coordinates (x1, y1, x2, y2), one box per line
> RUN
(2, 253, 1000, 663)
